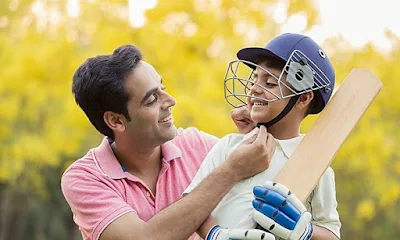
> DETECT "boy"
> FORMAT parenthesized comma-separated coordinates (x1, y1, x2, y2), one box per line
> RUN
(184, 33, 341, 240)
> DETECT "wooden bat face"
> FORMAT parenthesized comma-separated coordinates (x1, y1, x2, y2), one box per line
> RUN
(274, 68, 383, 202)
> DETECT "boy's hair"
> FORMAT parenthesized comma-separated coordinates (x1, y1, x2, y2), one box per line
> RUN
(72, 45, 143, 140)
(255, 54, 319, 117)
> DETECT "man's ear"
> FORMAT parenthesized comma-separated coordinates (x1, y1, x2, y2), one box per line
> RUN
(297, 91, 314, 110)
(104, 111, 126, 133)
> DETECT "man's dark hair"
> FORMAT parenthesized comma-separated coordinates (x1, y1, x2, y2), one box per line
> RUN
(256, 53, 319, 117)
(72, 45, 143, 140)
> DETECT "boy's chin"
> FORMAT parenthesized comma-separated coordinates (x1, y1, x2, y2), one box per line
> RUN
(250, 112, 271, 124)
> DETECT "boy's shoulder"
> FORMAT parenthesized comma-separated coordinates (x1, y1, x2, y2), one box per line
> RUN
(218, 133, 247, 150)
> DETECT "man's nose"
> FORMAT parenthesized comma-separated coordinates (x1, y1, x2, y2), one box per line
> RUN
(162, 92, 177, 110)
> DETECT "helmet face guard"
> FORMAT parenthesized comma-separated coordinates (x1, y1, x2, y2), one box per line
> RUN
(224, 49, 332, 108)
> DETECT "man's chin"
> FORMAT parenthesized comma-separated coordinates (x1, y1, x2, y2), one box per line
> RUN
(163, 125, 178, 141)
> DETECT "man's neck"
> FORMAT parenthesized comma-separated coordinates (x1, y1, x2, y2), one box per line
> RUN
(111, 138, 162, 177)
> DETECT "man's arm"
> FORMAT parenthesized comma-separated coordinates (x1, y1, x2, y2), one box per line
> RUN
(100, 164, 240, 240)
(100, 126, 275, 240)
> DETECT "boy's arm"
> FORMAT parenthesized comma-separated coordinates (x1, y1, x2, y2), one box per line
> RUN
(308, 168, 341, 239)
(311, 226, 338, 240)
(197, 216, 218, 239)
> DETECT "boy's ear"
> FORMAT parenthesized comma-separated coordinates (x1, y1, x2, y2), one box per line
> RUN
(297, 91, 314, 110)
(104, 111, 126, 133)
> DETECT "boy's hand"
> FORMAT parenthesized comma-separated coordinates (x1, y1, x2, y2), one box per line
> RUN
(206, 225, 275, 240)
(231, 106, 256, 134)
(252, 181, 313, 240)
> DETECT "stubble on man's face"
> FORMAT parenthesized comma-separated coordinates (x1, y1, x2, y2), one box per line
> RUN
(122, 61, 177, 145)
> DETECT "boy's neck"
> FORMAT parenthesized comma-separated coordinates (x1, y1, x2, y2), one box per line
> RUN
(267, 120, 301, 140)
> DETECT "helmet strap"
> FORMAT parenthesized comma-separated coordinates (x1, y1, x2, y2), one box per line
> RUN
(257, 95, 300, 129)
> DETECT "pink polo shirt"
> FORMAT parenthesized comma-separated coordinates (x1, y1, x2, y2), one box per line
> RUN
(61, 127, 218, 240)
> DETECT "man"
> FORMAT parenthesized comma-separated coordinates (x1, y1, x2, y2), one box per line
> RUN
(61, 44, 275, 240)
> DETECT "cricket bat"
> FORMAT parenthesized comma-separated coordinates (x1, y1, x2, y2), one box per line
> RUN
(274, 68, 383, 202)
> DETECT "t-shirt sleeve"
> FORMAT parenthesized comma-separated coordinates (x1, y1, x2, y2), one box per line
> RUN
(61, 168, 136, 240)
(199, 130, 219, 151)
(183, 136, 230, 195)
(308, 167, 341, 239)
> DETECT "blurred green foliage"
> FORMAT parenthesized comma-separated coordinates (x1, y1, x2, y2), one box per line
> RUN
(0, 0, 398, 239)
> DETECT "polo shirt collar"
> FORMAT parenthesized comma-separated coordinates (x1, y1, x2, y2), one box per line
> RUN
(161, 140, 182, 161)
(276, 134, 305, 159)
(93, 137, 126, 180)
(93, 137, 182, 180)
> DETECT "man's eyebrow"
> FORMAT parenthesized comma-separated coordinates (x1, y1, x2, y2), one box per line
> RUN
(141, 87, 159, 104)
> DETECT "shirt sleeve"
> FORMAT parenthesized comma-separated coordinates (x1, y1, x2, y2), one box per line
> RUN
(307, 167, 341, 239)
(199, 131, 220, 151)
(183, 135, 231, 195)
(61, 168, 136, 240)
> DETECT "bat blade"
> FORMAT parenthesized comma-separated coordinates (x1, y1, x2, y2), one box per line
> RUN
(275, 68, 383, 202)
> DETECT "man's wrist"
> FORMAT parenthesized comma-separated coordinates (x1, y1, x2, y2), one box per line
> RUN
(219, 159, 242, 183)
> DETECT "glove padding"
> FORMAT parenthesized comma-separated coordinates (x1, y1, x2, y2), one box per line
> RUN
(206, 225, 275, 240)
(252, 181, 313, 240)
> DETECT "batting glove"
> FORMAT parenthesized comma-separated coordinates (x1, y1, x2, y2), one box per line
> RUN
(206, 225, 275, 240)
(252, 181, 313, 240)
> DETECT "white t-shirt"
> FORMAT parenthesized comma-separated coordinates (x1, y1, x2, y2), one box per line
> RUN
(184, 133, 341, 239)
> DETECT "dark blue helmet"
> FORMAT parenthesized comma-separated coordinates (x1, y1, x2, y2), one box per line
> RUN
(235, 33, 335, 114)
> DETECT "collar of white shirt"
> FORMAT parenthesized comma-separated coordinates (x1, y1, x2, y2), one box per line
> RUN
(275, 134, 305, 159)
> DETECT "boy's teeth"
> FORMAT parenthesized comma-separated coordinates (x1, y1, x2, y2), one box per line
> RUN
(254, 102, 267, 106)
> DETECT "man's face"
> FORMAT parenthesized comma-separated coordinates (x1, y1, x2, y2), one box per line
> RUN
(247, 63, 292, 124)
(123, 61, 177, 145)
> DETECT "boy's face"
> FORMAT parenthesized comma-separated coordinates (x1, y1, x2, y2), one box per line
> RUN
(247, 62, 292, 124)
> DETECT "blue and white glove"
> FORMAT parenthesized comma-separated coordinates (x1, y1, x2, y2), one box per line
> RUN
(206, 225, 275, 240)
(252, 181, 313, 240)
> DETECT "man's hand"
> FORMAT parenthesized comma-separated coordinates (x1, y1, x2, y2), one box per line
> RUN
(252, 181, 313, 240)
(231, 106, 256, 134)
(206, 225, 275, 240)
(226, 126, 276, 181)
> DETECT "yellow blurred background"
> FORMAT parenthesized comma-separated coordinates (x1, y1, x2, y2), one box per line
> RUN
(0, 0, 399, 239)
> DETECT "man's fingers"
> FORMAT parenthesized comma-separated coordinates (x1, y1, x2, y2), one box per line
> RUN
(231, 106, 250, 122)
(232, 106, 256, 134)
(242, 128, 259, 143)
(253, 125, 267, 144)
